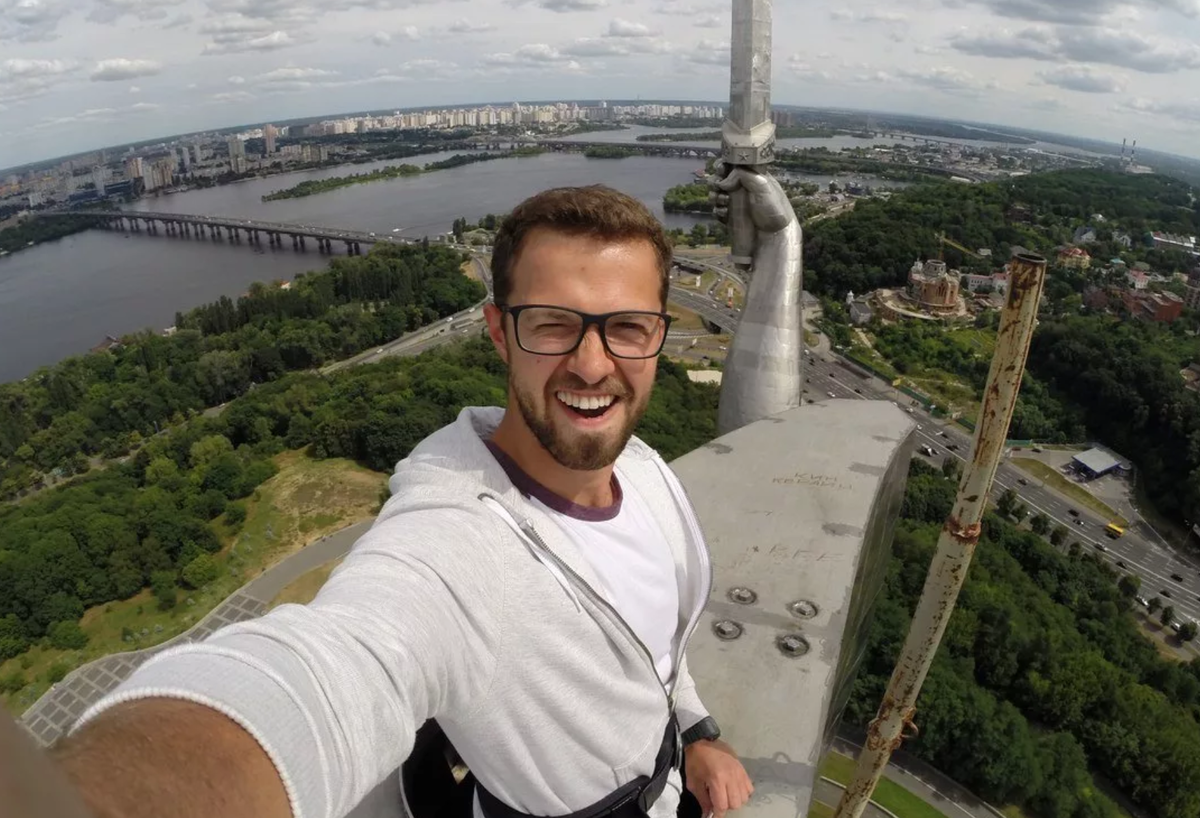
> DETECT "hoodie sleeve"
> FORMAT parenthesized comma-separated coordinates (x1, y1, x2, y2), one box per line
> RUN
(672, 653, 711, 733)
(70, 510, 506, 818)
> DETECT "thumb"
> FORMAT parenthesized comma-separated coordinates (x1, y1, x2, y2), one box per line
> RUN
(713, 166, 746, 193)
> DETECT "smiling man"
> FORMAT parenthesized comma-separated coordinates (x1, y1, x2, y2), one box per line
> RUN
(43, 185, 752, 818)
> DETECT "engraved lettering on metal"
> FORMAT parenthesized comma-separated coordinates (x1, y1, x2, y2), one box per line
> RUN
(728, 587, 758, 605)
(713, 620, 745, 641)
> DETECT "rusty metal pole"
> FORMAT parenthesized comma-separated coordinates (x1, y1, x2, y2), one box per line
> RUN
(832, 253, 1048, 818)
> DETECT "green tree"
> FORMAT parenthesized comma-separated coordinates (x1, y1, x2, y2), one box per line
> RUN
(1179, 621, 1197, 642)
(1117, 574, 1140, 598)
(224, 502, 247, 527)
(941, 457, 961, 482)
(150, 570, 177, 611)
(47, 620, 88, 650)
(1049, 525, 1068, 546)
(997, 489, 1017, 518)
(181, 553, 221, 590)
(1148, 596, 1163, 615)
(1030, 513, 1051, 536)
(1161, 605, 1176, 627)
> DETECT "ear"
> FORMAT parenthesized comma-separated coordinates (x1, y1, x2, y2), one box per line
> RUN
(484, 303, 510, 365)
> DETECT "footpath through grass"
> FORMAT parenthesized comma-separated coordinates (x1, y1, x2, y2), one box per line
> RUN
(819, 752, 950, 818)
(1010, 458, 1128, 526)
(2, 453, 386, 717)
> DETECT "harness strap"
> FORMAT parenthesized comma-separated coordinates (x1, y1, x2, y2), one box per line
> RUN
(477, 716, 681, 818)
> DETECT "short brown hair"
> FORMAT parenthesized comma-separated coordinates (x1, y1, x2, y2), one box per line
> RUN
(490, 185, 673, 309)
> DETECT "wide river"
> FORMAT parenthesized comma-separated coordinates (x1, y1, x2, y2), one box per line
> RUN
(0, 150, 722, 382)
(0, 127, 933, 382)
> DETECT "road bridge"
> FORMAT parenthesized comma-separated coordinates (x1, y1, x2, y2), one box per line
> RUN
(48, 209, 408, 256)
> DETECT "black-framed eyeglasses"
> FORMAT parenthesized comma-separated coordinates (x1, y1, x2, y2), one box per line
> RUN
(501, 304, 672, 360)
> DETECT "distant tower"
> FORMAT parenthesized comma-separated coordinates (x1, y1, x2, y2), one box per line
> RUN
(846, 290, 855, 306)
(264, 124, 277, 155)
(1121, 137, 1127, 162)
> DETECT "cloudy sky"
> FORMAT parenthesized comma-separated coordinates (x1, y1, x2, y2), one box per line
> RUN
(2, 0, 1200, 169)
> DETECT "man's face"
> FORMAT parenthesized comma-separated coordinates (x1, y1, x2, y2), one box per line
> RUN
(485, 227, 662, 471)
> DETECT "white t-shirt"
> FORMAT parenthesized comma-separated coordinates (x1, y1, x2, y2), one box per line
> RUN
(486, 442, 680, 683)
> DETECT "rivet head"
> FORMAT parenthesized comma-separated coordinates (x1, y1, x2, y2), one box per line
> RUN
(788, 600, 819, 619)
(776, 633, 810, 658)
(713, 620, 744, 641)
(728, 587, 757, 605)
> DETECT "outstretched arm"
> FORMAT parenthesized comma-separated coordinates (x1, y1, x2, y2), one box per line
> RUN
(43, 511, 504, 818)
(708, 162, 804, 435)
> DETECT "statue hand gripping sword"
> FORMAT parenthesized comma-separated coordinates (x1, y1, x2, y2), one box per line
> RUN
(711, 0, 804, 436)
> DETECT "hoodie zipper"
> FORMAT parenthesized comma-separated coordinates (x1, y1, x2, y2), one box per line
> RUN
(655, 460, 714, 703)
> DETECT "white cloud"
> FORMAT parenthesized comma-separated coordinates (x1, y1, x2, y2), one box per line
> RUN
(228, 75, 246, 84)
(535, 0, 607, 11)
(0, 57, 77, 102)
(1037, 65, 1125, 93)
(893, 65, 994, 94)
(208, 90, 255, 103)
(951, 25, 1200, 73)
(260, 66, 337, 82)
(483, 44, 570, 64)
(830, 8, 908, 23)
(605, 18, 657, 37)
(684, 39, 729, 65)
(202, 28, 299, 54)
(0, 0, 71, 42)
(128, 85, 141, 93)
(693, 14, 722, 28)
(372, 26, 418, 45)
(89, 0, 185, 24)
(1116, 96, 1200, 123)
(90, 58, 163, 82)
(446, 19, 496, 33)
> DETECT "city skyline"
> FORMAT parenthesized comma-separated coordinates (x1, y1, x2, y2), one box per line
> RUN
(2, 0, 1200, 168)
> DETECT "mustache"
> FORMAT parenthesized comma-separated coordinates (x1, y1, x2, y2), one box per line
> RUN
(549, 377, 631, 398)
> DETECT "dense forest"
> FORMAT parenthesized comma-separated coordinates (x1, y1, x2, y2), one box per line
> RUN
(0, 337, 717, 678)
(810, 168, 1200, 526)
(0, 243, 486, 500)
(849, 460, 1200, 818)
(803, 169, 1200, 297)
(0, 214, 104, 255)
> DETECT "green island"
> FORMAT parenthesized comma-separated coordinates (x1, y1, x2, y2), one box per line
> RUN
(262, 148, 545, 201)
(582, 146, 639, 159)
(663, 182, 713, 214)
(0, 213, 106, 256)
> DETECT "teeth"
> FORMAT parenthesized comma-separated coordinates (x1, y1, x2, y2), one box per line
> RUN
(556, 391, 616, 410)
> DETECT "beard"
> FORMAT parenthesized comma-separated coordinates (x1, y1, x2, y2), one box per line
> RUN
(511, 370, 650, 471)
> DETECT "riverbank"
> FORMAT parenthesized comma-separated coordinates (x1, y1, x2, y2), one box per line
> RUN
(262, 147, 545, 201)
(0, 214, 104, 256)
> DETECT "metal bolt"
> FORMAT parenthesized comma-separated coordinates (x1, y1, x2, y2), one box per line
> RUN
(728, 587, 758, 605)
(788, 600, 819, 619)
(776, 633, 810, 658)
(713, 620, 744, 641)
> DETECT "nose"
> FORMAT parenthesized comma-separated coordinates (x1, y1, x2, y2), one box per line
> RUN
(566, 325, 617, 385)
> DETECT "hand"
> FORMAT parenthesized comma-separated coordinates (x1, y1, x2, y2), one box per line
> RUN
(707, 159, 797, 236)
(684, 739, 754, 818)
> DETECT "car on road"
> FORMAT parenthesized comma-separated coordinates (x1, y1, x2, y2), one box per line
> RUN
(1117, 560, 1126, 568)
(376, 348, 384, 354)
(919, 445, 936, 457)
(1068, 509, 1079, 517)
(1172, 573, 1185, 582)
(1017, 477, 1028, 486)
(1137, 596, 1148, 607)
(854, 388, 862, 394)
(1074, 519, 1085, 527)
(937, 431, 946, 437)
(947, 443, 959, 451)
(1161, 589, 1172, 598)
(1094, 542, 1106, 552)
(827, 391, 836, 398)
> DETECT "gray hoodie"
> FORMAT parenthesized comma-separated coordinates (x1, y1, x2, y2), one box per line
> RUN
(76, 406, 714, 818)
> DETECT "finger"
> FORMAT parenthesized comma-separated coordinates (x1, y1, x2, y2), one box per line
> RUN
(709, 782, 730, 818)
(713, 170, 742, 193)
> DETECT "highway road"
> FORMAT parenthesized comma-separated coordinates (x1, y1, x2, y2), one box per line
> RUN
(802, 344, 1200, 651)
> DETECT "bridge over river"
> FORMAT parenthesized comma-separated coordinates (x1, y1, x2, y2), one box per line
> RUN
(55, 209, 404, 255)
